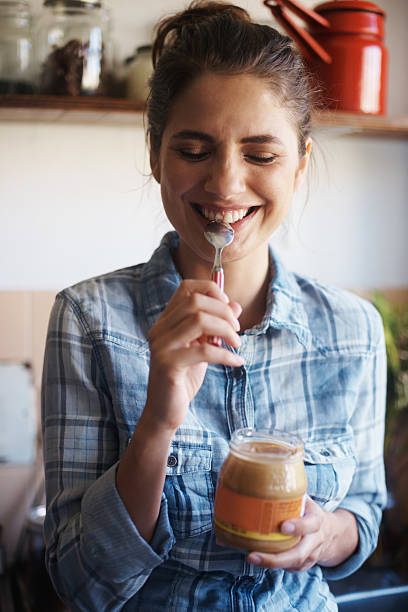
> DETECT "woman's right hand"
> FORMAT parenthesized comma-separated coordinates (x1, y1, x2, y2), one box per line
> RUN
(145, 279, 244, 433)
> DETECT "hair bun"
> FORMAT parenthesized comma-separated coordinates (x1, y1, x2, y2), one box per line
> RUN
(152, 1, 251, 67)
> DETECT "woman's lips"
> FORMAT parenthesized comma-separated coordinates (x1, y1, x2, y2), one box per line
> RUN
(192, 203, 258, 227)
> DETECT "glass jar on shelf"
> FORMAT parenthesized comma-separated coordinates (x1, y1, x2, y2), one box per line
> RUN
(125, 44, 152, 101)
(0, 0, 34, 93)
(34, 0, 113, 96)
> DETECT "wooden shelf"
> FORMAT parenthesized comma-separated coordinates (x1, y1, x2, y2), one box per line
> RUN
(1, 94, 408, 136)
(0, 94, 146, 125)
(312, 110, 408, 138)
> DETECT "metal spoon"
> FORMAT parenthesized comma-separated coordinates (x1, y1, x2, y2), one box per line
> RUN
(204, 220, 235, 346)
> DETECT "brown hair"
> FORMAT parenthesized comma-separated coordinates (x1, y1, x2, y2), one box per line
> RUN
(148, 0, 315, 156)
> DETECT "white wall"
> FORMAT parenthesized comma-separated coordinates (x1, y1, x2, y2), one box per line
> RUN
(0, 0, 407, 292)
(0, 121, 172, 289)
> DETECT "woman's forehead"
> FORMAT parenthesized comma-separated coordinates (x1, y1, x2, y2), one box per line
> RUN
(163, 73, 297, 147)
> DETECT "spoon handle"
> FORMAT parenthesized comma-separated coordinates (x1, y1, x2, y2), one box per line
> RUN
(209, 265, 224, 347)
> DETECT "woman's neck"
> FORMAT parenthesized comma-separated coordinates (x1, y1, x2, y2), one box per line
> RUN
(224, 253, 271, 331)
(173, 243, 271, 332)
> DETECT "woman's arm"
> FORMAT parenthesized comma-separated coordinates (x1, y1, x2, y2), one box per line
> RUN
(42, 294, 153, 612)
(43, 281, 243, 610)
(247, 300, 387, 576)
(116, 279, 243, 542)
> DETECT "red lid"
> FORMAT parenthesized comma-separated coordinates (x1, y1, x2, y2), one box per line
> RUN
(314, 1, 385, 16)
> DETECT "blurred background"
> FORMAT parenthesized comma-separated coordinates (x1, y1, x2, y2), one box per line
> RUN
(0, 1, 407, 610)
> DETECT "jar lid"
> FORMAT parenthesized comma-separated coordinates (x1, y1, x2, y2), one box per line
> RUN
(136, 45, 152, 53)
(315, 1, 385, 16)
(230, 428, 304, 463)
(0, 0, 30, 8)
(125, 45, 152, 65)
(44, 0, 102, 8)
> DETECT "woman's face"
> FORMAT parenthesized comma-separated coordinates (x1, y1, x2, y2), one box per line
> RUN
(151, 72, 311, 273)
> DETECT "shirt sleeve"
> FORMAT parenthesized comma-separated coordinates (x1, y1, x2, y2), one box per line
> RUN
(41, 293, 175, 611)
(321, 303, 387, 580)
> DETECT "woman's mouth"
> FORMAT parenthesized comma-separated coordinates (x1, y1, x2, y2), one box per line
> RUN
(193, 204, 257, 224)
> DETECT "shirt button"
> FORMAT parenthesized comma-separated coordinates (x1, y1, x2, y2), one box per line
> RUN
(320, 450, 330, 456)
(167, 455, 178, 467)
(232, 367, 244, 379)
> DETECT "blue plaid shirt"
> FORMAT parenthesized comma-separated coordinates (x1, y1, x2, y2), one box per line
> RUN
(42, 231, 387, 611)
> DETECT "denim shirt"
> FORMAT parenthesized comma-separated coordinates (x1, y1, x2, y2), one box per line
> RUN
(42, 231, 387, 612)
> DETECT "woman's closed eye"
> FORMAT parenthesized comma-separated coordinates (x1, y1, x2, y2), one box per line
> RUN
(245, 152, 277, 164)
(175, 148, 278, 165)
(176, 148, 210, 161)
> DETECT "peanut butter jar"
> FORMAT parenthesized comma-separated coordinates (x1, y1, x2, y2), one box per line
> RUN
(214, 428, 307, 553)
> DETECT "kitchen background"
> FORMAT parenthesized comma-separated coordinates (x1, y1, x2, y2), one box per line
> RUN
(0, 0, 407, 609)
(1, 0, 407, 292)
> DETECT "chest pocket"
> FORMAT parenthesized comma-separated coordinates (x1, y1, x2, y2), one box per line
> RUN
(304, 436, 356, 512)
(163, 441, 214, 538)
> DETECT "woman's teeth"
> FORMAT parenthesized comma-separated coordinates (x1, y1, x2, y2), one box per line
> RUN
(199, 207, 251, 223)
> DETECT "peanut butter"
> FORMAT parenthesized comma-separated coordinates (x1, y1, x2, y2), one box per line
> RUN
(214, 429, 307, 553)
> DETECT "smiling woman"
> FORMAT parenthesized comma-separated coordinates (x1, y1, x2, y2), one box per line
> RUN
(150, 71, 311, 305)
(41, 2, 387, 611)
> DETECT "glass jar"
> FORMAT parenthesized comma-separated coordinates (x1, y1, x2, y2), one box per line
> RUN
(125, 45, 152, 101)
(214, 428, 307, 553)
(0, 0, 34, 93)
(34, 0, 112, 96)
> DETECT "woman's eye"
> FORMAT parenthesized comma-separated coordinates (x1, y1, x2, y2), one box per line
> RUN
(177, 149, 210, 161)
(245, 153, 277, 164)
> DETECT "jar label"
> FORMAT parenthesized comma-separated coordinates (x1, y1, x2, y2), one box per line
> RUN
(214, 483, 305, 541)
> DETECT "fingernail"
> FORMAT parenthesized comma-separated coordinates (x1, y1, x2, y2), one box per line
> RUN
(248, 554, 262, 566)
(222, 292, 229, 302)
(281, 521, 295, 534)
(233, 317, 240, 331)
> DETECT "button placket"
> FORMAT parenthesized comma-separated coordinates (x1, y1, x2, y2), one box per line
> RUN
(226, 364, 254, 434)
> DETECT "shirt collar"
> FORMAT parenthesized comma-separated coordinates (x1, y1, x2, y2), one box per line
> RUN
(140, 232, 183, 329)
(141, 231, 312, 349)
(263, 246, 312, 349)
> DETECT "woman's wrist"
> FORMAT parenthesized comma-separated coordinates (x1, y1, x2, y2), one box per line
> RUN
(138, 403, 179, 442)
(318, 508, 359, 567)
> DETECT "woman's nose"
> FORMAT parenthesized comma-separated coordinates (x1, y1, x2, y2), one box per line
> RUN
(204, 155, 245, 199)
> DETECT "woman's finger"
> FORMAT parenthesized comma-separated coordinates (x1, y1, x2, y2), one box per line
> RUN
(167, 279, 230, 309)
(281, 512, 322, 537)
(153, 291, 240, 338)
(159, 342, 244, 369)
(247, 533, 320, 571)
(153, 310, 242, 352)
(247, 500, 328, 571)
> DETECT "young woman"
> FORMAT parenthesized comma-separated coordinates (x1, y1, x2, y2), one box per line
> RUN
(41, 2, 387, 610)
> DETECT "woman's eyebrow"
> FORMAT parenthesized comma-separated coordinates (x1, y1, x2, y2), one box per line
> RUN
(241, 135, 284, 145)
(171, 130, 214, 142)
(171, 130, 284, 146)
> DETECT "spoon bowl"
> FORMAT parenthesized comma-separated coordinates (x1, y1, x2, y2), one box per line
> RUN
(204, 221, 234, 269)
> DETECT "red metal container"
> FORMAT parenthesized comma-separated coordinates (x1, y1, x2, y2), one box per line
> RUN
(264, 0, 388, 115)
(310, 1, 387, 114)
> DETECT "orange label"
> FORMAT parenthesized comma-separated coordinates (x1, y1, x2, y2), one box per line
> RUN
(214, 483, 304, 541)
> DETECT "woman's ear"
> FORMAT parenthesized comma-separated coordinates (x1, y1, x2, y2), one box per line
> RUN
(294, 137, 312, 191)
(149, 135, 161, 183)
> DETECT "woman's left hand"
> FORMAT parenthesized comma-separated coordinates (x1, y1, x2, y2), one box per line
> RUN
(247, 497, 358, 572)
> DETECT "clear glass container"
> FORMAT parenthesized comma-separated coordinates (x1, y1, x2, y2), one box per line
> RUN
(34, 0, 112, 96)
(125, 44, 152, 101)
(214, 428, 307, 553)
(0, 0, 34, 93)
